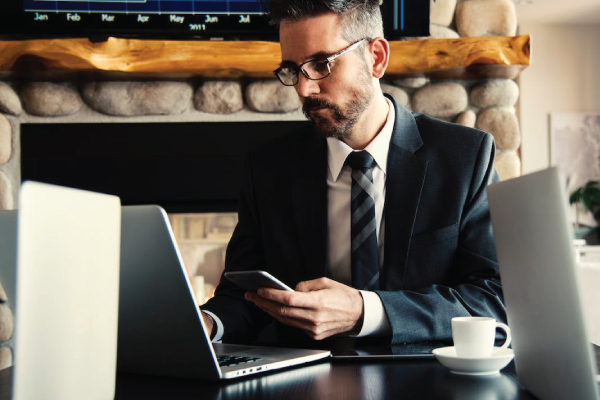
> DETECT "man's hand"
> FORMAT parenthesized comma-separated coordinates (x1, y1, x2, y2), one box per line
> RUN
(244, 277, 364, 340)
(201, 312, 215, 338)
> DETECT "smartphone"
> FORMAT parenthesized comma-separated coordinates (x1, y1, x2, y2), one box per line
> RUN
(224, 270, 294, 292)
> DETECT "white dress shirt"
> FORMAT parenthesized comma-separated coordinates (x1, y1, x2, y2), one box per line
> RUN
(206, 98, 396, 341)
(326, 98, 394, 336)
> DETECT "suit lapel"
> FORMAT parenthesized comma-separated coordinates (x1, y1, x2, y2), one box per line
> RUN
(382, 97, 428, 289)
(291, 132, 329, 280)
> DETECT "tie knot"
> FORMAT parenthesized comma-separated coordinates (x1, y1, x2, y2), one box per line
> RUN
(346, 151, 376, 170)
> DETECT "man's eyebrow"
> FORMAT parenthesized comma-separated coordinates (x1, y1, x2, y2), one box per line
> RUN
(308, 51, 332, 61)
(279, 60, 298, 68)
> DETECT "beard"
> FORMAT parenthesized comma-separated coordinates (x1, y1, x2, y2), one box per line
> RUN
(301, 70, 374, 139)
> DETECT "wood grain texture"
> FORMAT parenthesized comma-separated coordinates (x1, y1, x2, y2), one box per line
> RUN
(0, 35, 530, 79)
(387, 35, 530, 79)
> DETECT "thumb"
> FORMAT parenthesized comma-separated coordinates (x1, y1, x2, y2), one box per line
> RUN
(295, 277, 333, 292)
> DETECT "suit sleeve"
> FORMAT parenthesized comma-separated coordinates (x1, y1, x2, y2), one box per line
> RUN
(200, 154, 273, 344)
(376, 133, 505, 344)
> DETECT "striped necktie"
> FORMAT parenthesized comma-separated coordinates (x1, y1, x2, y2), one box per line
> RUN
(345, 151, 380, 291)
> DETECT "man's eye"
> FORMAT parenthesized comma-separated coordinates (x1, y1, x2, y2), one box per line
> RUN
(312, 61, 330, 75)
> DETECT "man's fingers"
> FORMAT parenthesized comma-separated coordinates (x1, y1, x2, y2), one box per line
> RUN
(245, 279, 364, 340)
(259, 307, 337, 339)
(252, 300, 311, 330)
(248, 294, 355, 340)
(295, 277, 334, 292)
(249, 292, 316, 322)
(256, 287, 319, 309)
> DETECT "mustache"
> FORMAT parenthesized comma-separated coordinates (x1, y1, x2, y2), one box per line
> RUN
(302, 98, 341, 116)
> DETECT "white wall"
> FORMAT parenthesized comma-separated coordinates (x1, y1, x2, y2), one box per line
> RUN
(518, 23, 600, 174)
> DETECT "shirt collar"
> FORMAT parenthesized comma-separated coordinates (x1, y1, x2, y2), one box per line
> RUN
(327, 97, 395, 182)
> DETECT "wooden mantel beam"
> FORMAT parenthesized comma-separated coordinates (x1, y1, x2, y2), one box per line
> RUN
(387, 35, 530, 79)
(0, 35, 530, 80)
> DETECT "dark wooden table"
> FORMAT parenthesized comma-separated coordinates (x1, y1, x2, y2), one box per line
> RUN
(3, 346, 599, 399)
(113, 359, 536, 400)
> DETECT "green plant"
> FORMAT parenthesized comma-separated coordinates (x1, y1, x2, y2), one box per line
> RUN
(569, 180, 600, 222)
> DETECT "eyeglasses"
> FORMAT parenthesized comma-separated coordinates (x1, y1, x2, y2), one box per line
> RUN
(273, 38, 370, 86)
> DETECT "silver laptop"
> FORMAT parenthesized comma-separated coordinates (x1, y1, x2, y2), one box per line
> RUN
(117, 205, 330, 380)
(487, 167, 600, 400)
(0, 181, 122, 400)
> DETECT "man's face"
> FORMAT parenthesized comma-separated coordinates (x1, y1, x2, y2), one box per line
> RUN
(279, 13, 375, 139)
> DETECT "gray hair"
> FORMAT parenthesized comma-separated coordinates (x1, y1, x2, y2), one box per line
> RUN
(264, 0, 384, 43)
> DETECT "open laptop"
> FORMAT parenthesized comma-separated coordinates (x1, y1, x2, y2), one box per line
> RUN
(0, 181, 121, 400)
(487, 167, 600, 400)
(117, 205, 330, 380)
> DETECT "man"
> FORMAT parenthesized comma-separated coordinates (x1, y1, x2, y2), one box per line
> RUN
(201, 0, 505, 346)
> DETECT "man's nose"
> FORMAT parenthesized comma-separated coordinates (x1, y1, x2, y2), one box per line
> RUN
(294, 73, 321, 98)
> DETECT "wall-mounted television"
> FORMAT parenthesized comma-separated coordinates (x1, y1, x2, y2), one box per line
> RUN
(0, 0, 429, 41)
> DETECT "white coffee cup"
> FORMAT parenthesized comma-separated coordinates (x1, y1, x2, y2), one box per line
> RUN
(451, 316, 511, 358)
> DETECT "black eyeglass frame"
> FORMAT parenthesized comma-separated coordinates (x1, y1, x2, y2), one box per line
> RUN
(273, 38, 371, 86)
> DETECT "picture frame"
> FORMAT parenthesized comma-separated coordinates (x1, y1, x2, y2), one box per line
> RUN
(549, 112, 600, 227)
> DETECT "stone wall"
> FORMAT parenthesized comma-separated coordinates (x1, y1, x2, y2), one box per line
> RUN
(0, 77, 522, 205)
(0, 0, 522, 370)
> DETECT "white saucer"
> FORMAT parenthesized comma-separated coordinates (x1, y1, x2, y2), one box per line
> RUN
(432, 346, 514, 376)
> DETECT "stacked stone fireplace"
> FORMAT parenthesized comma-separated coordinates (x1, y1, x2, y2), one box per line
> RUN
(0, 0, 524, 370)
(0, 76, 522, 209)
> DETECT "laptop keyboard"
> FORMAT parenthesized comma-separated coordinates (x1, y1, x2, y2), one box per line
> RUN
(217, 355, 263, 368)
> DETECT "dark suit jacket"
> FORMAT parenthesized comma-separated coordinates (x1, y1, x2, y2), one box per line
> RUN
(202, 95, 505, 346)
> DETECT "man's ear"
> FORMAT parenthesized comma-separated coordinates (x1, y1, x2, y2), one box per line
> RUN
(369, 37, 390, 79)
